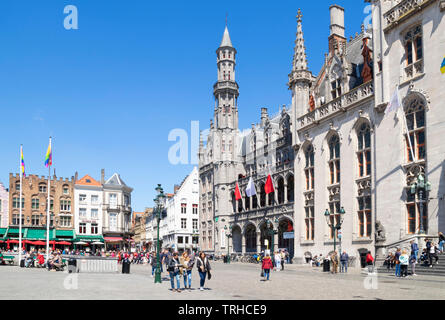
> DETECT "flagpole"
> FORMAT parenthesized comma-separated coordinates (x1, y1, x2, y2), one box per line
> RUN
(46, 137, 51, 262)
(401, 108, 416, 163)
(19, 145, 23, 263)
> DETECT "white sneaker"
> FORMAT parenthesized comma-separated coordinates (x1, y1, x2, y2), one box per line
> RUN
(200, 287, 204, 291)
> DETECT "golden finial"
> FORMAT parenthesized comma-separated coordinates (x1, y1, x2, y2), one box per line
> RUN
(297, 9, 303, 23)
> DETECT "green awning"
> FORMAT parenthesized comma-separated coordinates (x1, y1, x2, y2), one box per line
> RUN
(56, 230, 75, 238)
(5, 227, 24, 238)
(0, 228, 6, 236)
(74, 235, 104, 242)
(25, 228, 55, 241)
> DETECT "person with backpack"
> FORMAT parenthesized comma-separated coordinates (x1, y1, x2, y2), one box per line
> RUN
(340, 251, 349, 273)
(394, 248, 402, 277)
(196, 252, 211, 291)
(399, 250, 409, 278)
(261, 253, 273, 281)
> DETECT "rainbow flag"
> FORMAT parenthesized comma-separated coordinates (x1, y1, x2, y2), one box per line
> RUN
(21, 147, 25, 177)
(441, 57, 445, 74)
(45, 139, 52, 168)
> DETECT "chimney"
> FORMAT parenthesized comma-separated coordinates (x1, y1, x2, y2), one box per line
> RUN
(174, 185, 180, 193)
(74, 171, 78, 182)
(329, 5, 346, 54)
(101, 169, 105, 184)
(261, 108, 269, 127)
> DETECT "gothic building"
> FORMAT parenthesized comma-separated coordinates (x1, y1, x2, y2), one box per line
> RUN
(199, 0, 445, 264)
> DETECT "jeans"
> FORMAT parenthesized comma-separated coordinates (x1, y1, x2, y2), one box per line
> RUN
(275, 260, 281, 270)
(169, 271, 181, 289)
(340, 261, 348, 273)
(199, 271, 207, 288)
(439, 240, 445, 252)
(151, 266, 156, 276)
(401, 265, 408, 277)
(412, 250, 419, 262)
(183, 270, 192, 288)
(264, 269, 270, 280)
(395, 263, 401, 277)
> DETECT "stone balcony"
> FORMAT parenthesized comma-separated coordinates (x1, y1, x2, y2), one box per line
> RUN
(230, 202, 294, 224)
(213, 81, 239, 94)
(383, 0, 436, 32)
(297, 81, 374, 131)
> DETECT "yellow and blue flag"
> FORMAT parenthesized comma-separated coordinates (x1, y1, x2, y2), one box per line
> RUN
(21, 146, 25, 177)
(45, 139, 52, 168)
(441, 57, 445, 74)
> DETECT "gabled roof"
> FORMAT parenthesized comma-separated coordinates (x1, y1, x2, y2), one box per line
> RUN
(75, 174, 101, 187)
(220, 26, 233, 48)
(105, 173, 127, 187)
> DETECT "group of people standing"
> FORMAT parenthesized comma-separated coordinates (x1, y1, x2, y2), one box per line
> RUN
(148, 250, 212, 292)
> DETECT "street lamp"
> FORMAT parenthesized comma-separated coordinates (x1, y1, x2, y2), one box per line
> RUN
(324, 207, 346, 253)
(410, 173, 432, 234)
(265, 218, 279, 254)
(224, 225, 232, 264)
(154, 184, 167, 284)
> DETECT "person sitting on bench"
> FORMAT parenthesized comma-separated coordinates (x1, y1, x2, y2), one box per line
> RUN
(52, 253, 63, 270)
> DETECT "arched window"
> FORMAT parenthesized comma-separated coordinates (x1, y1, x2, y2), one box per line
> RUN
(287, 175, 294, 202)
(277, 177, 285, 204)
(404, 25, 422, 66)
(259, 183, 266, 207)
(357, 123, 371, 177)
(305, 144, 315, 191)
(328, 135, 340, 185)
(405, 97, 426, 162)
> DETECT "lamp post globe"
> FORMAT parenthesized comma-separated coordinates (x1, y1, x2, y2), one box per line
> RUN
(154, 184, 166, 284)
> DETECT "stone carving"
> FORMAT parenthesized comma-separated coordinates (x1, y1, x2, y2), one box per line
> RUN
(375, 220, 386, 241)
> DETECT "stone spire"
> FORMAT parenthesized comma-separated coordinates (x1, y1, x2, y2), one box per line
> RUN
(292, 9, 308, 71)
(220, 26, 233, 48)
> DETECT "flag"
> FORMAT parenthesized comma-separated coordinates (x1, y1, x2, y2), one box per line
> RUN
(385, 85, 401, 115)
(45, 139, 52, 168)
(245, 177, 257, 198)
(20, 147, 25, 177)
(234, 183, 242, 201)
(441, 57, 445, 74)
(287, 221, 294, 232)
(265, 174, 275, 194)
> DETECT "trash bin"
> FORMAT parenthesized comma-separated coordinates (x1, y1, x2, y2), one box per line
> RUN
(323, 259, 330, 272)
(122, 259, 131, 274)
(68, 258, 77, 273)
(20, 259, 25, 268)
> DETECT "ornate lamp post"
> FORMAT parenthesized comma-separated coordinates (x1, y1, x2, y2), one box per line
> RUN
(265, 218, 279, 253)
(224, 225, 232, 264)
(154, 184, 166, 284)
(324, 207, 346, 253)
(410, 173, 432, 234)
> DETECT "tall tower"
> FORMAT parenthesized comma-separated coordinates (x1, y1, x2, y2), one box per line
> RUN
(214, 26, 239, 131)
(288, 9, 312, 141)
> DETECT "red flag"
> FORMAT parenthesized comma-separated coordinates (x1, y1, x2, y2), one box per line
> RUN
(287, 221, 294, 232)
(235, 183, 242, 201)
(265, 175, 274, 194)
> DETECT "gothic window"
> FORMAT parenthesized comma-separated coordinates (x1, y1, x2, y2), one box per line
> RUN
(259, 183, 266, 207)
(328, 135, 340, 185)
(404, 25, 422, 66)
(305, 206, 314, 240)
(228, 71, 231, 80)
(331, 79, 341, 99)
(405, 97, 426, 162)
(287, 175, 294, 202)
(252, 193, 258, 209)
(357, 195, 372, 238)
(245, 194, 250, 211)
(277, 177, 285, 204)
(357, 123, 371, 177)
(305, 144, 315, 191)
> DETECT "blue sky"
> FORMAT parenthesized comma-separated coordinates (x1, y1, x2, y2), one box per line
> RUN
(0, 0, 370, 211)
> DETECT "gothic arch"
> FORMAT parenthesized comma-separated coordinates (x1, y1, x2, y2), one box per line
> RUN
(402, 90, 429, 112)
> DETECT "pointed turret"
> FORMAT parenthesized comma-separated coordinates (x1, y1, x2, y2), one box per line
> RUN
(292, 9, 308, 71)
(220, 26, 233, 48)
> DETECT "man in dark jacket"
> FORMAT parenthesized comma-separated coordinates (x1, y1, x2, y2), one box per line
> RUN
(340, 251, 349, 273)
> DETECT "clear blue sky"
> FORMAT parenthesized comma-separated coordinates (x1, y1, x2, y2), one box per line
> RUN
(0, 0, 369, 212)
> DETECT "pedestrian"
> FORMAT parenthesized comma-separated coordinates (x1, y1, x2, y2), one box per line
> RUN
(394, 248, 402, 277)
(168, 252, 182, 292)
(330, 251, 338, 274)
(438, 232, 445, 253)
(399, 250, 409, 278)
(196, 252, 211, 291)
(261, 253, 273, 281)
(274, 251, 281, 271)
(410, 240, 419, 262)
(180, 251, 194, 290)
(280, 250, 285, 271)
(150, 252, 157, 278)
(366, 251, 374, 274)
(385, 252, 394, 271)
(340, 251, 349, 273)
(409, 251, 417, 276)
(429, 242, 439, 267)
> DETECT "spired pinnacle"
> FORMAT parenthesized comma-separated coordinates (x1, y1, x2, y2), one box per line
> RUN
(292, 8, 308, 71)
(220, 25, 233, 48)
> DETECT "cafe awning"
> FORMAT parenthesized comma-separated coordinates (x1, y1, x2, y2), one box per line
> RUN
(104, 237, 123, 242)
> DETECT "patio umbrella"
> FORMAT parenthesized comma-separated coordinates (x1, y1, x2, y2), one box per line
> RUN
(33, 241, 46, 246)
(92, 241, 104, 245)
(57, 241, 72, 246)
(75, 241, 87, 245)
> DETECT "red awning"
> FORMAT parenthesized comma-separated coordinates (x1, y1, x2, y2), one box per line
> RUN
(31, 241, 47, 246)
(57, 241, 71, 245)
(104, 237, 123, 242)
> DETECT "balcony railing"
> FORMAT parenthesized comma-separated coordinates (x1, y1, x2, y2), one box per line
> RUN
(383, 0, 435, 31)
(297, 81, 373, 131)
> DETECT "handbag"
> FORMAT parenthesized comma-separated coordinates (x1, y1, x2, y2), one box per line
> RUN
(208, 270, 212, 280)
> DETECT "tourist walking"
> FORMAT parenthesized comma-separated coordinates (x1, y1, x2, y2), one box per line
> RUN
(330, 251, 338, 274)
(429, 242, 439, 267)
(196, 252, 211, 291)
(261, 253, 273, 281)
(399, 250, 409, 278)
(274, 252, 281, 271)
(438, 232, 445, 253)
(410, 240, 419, 262)
(409, 251, 417, 276)
(385, 252, 394, 270)
(180, 251, 194, 290)
(150, 252, 157, 277)
(366, 251, 374, 274)
(340, 251, 349, 273)
(280, 250, 285, 271)
(168, 252, 182, 292)
(394, 248, 402, 277)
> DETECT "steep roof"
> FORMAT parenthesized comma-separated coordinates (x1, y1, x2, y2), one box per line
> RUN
(105, 173, 127, 187)
(75, 175, 101, 187)
(220, 26, 233, 48)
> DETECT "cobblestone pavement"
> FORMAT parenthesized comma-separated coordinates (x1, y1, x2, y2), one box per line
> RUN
(1, 261, 444, 300)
